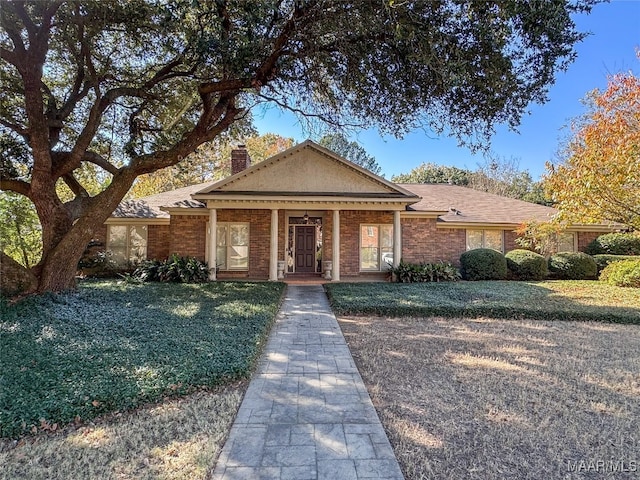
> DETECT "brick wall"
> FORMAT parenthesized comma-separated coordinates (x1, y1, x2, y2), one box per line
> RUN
(504, 230, 521, 253)
(217, 209, 271, 278)
(577, 231, 600, 252)
(147, 224, 170, 260)
(401, 218, 467, 265)
(339, 211, 394, 276)
(169, 215, 207, 260)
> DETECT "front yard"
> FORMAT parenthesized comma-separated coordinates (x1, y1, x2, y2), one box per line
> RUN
(326, 280, 640, 323)
(330, 281, 640, 479)
(0, 280, 284, 479)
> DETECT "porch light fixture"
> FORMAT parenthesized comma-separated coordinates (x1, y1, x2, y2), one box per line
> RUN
(303, 212, 309, 223)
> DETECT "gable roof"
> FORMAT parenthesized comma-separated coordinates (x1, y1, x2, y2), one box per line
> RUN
(400, 184, 557, 225)
(193, 140, 418, 200)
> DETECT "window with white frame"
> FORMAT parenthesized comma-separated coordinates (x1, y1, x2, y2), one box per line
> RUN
(557, 232, 576, 252)
(107, 225, 148, 265)
(216, 223, 249, 270)
(466, 229, 504, 252)
(360, 224, 393, 271)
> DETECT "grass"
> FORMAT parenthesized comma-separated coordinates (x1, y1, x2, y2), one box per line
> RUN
(338, 316, 640, 480)
(0, 280, 285, 439)
(326, 280, 640, 323)
(0, 386, 243, 480)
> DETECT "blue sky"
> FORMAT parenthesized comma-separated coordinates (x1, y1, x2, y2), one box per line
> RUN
(254, 0, 639, 180)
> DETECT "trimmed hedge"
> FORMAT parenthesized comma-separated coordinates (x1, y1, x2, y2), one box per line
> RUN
(132, 255, 210, 283)
(548, 252, 597, 280)
(505, 249, 548, 280)
(600, 259, 640, 288)
(460, 248, 507, 281)
(391, 260, 461, 283)
(585, 233, 640, 255)
(593, 254, 639, 274)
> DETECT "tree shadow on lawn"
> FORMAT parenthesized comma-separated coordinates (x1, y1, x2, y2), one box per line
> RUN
(327, 281, 640, 324)
(339, 315, 640, 480)
(0, 387, 244, 480)
(0, 281, 283, 439)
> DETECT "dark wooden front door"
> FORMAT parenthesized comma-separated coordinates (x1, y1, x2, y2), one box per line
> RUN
(295, 226, 316, 273)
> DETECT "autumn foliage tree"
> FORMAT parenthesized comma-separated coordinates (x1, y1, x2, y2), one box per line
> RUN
(544, 72, 640, 230)
(1, 0, 597, 293)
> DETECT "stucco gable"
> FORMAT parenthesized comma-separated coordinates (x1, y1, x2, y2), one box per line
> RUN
(194, 140, 416, 198)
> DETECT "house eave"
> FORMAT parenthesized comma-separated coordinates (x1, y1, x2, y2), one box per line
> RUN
(106, 217, 170, 225)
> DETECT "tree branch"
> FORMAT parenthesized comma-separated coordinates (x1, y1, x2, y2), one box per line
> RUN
(0, 4, 26, 56)
(256, 93, 361, 128)
(61, 172, 89, 197)
(51, 150, 120, 178)
(198, 78, 252, 95)
(128, 95, 241, 175)
(0, 46, 18, 64)
(0, 118, 29, 140)
(13, 1, 38, 38)
(53, 87, 153, 178)
(0, 178, 31, 196)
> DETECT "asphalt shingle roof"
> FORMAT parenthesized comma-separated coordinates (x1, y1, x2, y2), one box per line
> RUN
(112, 181, 557, 227)
(112, 182, 211, 219)
(399, 184, 557, 225)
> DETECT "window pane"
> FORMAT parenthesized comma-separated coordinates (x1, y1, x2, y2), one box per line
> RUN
(229, 246, 248, 269)
(484, 230, 503, 252)
(557, 233, 575, 252)
(360, 247, 379, 270)
(361, 225, 378, 248)
(467, 230, 483, 250)
(110, 247, 127, 266)
(381, 247, 393, 270)
(216, 246, 227, 270)
(108, 225, 127, 247)
(128, 225, 147, 263)
(216, 225, 228, 247)
(380, 225, 393, 248)
(230, 225, 248, 246)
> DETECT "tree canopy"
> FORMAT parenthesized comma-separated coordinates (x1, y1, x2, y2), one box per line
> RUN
(391, 163, 471, 185)
(544, 72, 640, 230)
(129, 132, 294, 198)
(0, 0, 597, 293)
(391, 155, 550, 205)
(318, 133, 381, 174)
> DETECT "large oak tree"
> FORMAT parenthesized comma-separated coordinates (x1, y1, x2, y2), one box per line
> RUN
(0, 0, 597, 293)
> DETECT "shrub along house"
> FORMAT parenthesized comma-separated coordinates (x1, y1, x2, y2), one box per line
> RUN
(100, 140, 612, 280)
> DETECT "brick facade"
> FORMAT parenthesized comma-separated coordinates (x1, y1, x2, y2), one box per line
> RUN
(102, 209, 605, 280)
(504, 230, 520, 253)
(147, 225, 170, 260)
(401, 218, 467, 265)
(577, 231, 600, 252)
(169, 215, 208, 260)
(337, 211, 394, 276)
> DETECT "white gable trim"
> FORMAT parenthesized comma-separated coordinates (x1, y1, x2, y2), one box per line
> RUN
(192, 140, 419, 200)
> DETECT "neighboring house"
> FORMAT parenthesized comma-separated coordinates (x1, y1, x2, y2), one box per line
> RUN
(100, 140, 611, 280)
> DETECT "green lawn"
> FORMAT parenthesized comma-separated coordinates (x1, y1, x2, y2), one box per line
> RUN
(0, 280, 285, 439)
(326, 280, 640, 323)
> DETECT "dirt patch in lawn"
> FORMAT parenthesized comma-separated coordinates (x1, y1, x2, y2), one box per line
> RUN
(339, 316, 640, 480)
(0, 383, 245, 480)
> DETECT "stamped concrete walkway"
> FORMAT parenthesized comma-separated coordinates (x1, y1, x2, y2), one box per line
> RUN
(212, 285, 404, 480)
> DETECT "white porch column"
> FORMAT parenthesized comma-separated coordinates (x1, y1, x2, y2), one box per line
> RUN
(208, 209, 217, 280)
(393, 210, 402, 268)
(269, 209, 278, 281)
(332, 209, 340, 281)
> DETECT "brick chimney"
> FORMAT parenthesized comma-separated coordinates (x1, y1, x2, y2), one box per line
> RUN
(231, 144, 251, 175)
